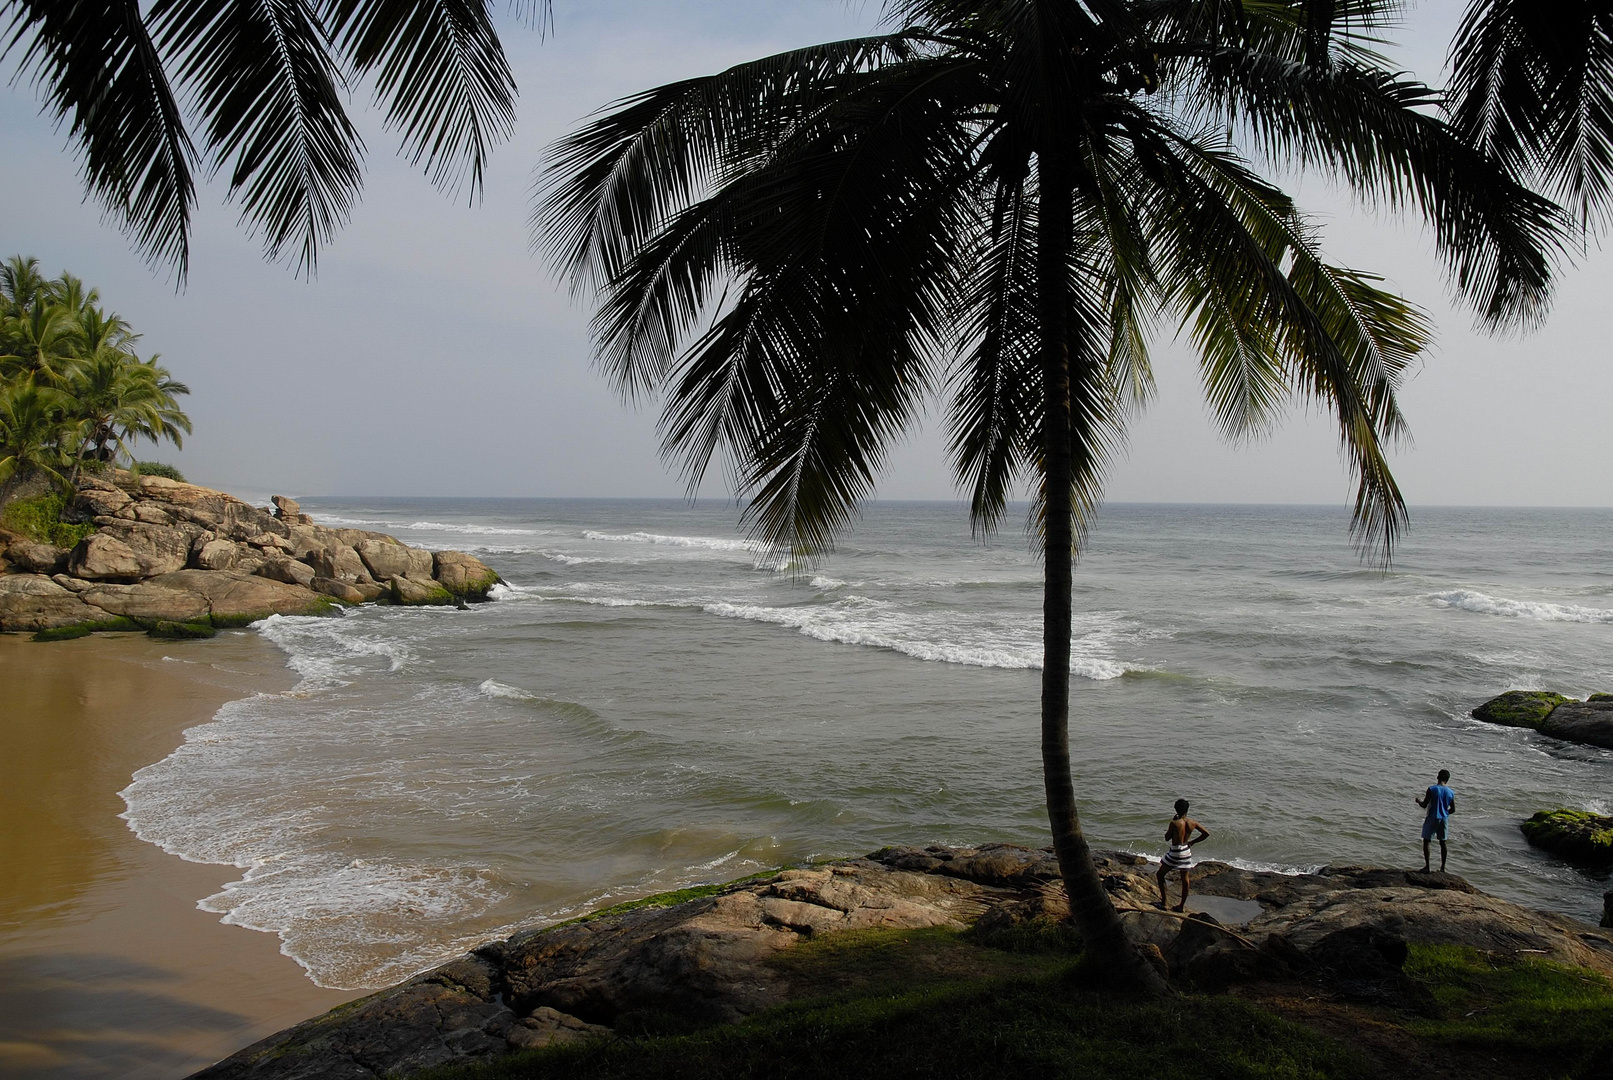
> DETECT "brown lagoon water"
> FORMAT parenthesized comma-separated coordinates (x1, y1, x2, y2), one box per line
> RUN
(117, 500, 1613, 991)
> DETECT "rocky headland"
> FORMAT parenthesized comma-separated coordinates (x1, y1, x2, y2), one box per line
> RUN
(189, 843, 1613, 1080)
(1472, 689, 1613, 750)
(0, 473, 500, 637)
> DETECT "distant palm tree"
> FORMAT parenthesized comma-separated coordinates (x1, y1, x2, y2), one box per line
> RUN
(65, 351, 193, 485)
(2, 0, 548, 277)
(0, 299, 83, 387)
(0, 382, 76, 492)
(539, 0, 1559, 987)
(1449, 0, 1613, 231)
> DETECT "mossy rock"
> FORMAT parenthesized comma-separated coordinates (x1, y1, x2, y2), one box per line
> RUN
(210, 598, 340, 628)
(30, 616, 140, 642)
(145, 620, 218, 639)
(1520, 809, 1613, 865)
(1590, 693, 1613, 703)
(1472, 690, 1573, 730)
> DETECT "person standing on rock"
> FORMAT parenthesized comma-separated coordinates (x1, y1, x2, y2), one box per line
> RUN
(1157, 799, 1210, 912)
(1417, 769, 1457, 873)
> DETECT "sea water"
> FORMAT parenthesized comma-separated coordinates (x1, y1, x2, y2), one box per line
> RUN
(119, 501, 1613, 990)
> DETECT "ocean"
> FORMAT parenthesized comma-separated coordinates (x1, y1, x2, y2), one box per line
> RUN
(119, 500, 1613, 990)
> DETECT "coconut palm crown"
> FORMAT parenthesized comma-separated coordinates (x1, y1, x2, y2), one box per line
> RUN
(3, 0, 550, 278)
(540, 0, 1556, 988)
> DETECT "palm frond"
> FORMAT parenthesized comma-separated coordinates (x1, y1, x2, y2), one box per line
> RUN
(5, 0, 195, 276)
(152, 0, 364, 273)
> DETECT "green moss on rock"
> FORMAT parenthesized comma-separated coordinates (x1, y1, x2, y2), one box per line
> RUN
(30, 616, 140, 641)
(1472, 690, 1572, 730)
(1520, 809, 1613, 865)
(145, 620, 217, 639)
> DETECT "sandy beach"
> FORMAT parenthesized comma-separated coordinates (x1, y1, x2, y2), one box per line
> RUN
(0, 632, 360, 1080)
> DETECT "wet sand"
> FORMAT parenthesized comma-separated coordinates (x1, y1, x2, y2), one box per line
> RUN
(0, 633, 360, 1079)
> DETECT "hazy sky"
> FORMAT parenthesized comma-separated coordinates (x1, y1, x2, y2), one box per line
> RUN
(3, 1, 1609, 507)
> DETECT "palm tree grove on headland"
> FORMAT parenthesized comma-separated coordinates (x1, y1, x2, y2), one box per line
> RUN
(537, 0, 1561, 988)
(0, 256, 192, 495)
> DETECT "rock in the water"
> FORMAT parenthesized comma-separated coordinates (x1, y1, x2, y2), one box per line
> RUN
(390, 575, 452, 606)
(432, 551, 499, 599)
(356, 537, 422, 582)
(69, 532, 145, 580)
(1540, 699, 1613, 750)
(10, 541, 69, 574)
(80, 582, 211, 624)
(256, 555, 317, 589)
(311, 576, 367, 604)
(1521, 809, 1613, 865)
(0, 574, 102, 631)
(1472, 690, 1570, 729)
(145, 570, 331, 624)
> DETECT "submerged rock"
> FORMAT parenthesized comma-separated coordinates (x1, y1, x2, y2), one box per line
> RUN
(1521, 809, 1613, 866)
(1471, 690, 1571, 729)
(1539, 700, 1613, 750)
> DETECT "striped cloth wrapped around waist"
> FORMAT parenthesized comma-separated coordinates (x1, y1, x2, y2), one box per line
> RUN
(1161, 843, 1194, 870)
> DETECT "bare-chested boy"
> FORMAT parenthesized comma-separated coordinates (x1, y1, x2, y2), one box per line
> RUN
(1157, 798, 1210, 912)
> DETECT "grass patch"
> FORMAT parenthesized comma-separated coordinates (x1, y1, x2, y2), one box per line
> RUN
(423, 961, 1369, 1080)
(1404, 945, 1613, 1079)
(553, 872, 788, 930)
(1, 493, 96, 548)
(133, 461, 186, 482)
(31, 616, 139, 641)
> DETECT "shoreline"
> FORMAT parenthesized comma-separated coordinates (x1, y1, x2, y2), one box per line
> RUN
(0, 632, 361, 1080)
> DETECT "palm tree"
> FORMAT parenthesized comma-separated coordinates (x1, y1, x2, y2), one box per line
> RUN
(64, 350, 192, 485)
(538, 0, 1559, 988)
(1449, 0, 1613, 231)
(2, 0, 549, 277)
(0, 298, 83, 387)
(0, 382, 76, 494)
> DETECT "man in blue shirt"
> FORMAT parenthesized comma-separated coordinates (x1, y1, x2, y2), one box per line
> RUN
(1416, 769, 1457, 873)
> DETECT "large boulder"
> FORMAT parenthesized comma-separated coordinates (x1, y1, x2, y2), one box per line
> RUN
(69, 533, 145, 581)
(357, 539, 433, 582)
(271, 495, 301, 520)
(86, 521, 199, 578)
(1471, 690, 1570, 730)
(310, 576, 367, 604)
(193, 538, 240, 571)
(1539, 699, 1613, 750)
(390, 575, 452, 606)
(256, 555, 317, 589)
(80, 582, 212, 624)
(1521, 809, 1613, 865)
(0, 574, 105, 631)
(311, 544, 376, 586)
(433, 551, 499, 600)
(144, 570, 331, 625)
(9, 541, 69, 575)
(72, 485, 131, 518)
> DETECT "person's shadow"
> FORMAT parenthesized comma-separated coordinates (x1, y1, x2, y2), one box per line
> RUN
(0, 952, 255, 1080)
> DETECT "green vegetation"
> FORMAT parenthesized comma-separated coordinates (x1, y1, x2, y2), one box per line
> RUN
(414, 930, 1613, 1080)
(1471, 690, 1572, 729)
(1, 256, 190, 500)
(31, 616, 139, 641)
(133, 461, 186, 482)
(1520, 809, 1613, 864)
(1407, 945, 1613, 1079)
(0, 492, 96, 548)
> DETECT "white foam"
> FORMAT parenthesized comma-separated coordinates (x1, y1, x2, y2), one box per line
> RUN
(310, 513, 544, 537)
(809, 575, 847, 591)
(583, 529, 759, 553)
(700, 599, 1130, 680)
(478, 678, 537, 700)
(1431, 590, 1613, 624)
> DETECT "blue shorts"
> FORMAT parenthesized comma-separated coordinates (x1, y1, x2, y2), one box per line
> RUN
(1422, 817, 1448, 841)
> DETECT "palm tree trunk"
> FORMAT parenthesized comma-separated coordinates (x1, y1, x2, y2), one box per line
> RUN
(1036, 149, 1166, 993)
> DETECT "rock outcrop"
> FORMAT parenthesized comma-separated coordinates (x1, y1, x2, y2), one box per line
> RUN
(187, 844, 1613, 1080)
(1521, 809, 1613, 866)
(1471, 689, 1613, 750)
(0, 473, 503, 636)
